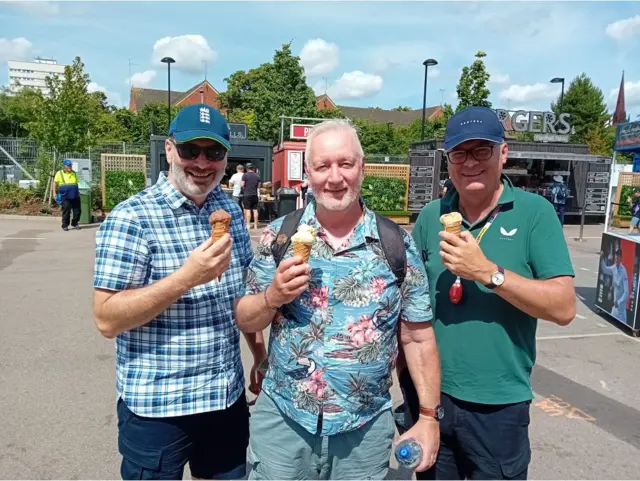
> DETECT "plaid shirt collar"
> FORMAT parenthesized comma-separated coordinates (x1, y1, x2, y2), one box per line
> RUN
(156, 171, 225, 211)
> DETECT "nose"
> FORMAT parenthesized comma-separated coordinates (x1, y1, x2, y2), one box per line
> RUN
(327, 164, 343, 184)
(463, 156, 480, 168)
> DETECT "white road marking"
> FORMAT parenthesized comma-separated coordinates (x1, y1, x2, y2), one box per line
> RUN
(600, 380, 610, 391)
(576, 294, 586, 301)
(567, 236, 601, 239)
(0, 237, 46, 240)
(580, 267, 590, 271)
(536, 332, 622, 341)
(596, 322, 607, 328)
(575, 314, 587, 320)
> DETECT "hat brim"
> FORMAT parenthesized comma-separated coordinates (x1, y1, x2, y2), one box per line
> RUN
(173, 129, 231, 150)
(444, 133, 504, 151)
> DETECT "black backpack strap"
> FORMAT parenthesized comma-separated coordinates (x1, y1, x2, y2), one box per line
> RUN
(375, 213, 407, 286)
(271, 208, 306, 267)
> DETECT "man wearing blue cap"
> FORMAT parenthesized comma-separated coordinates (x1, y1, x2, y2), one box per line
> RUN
(404, 106, 576, 479)
(53, 159, 81, 231)
(93, 104, 266, 480)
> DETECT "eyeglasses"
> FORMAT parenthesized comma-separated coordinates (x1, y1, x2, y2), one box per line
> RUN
(447, 145, 495, 164)
(173, 141, 227, 162)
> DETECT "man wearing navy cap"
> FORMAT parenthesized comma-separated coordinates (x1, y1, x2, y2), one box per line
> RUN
(404, 106, 576, 479)
(53, 159, 81, 231)
(93, 104, 266, 480)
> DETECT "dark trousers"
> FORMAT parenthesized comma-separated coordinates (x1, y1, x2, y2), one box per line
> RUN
(61, 197, 81, 228)
(399, 369, 531, 480)
(554, 203, 565, 226)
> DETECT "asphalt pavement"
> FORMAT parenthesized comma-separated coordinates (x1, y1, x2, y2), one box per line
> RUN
(0, 215, 639, 479)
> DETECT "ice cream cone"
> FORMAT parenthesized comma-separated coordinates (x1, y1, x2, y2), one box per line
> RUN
(293, 241, 313, 263)
(440, 212, 463, 237)
(211, 218, 231, 242)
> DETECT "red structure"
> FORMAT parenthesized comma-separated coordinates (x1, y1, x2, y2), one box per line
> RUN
(272, 141, 307, 207)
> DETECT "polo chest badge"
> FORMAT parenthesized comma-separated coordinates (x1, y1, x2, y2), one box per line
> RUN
(500, 227, 517, 237)
(276, 233, 289, 246)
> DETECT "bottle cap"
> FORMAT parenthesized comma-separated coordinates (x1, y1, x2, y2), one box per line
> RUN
(398, 446, 410, 459)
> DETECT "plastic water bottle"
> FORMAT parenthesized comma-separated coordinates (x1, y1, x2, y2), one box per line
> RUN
(395, 439, 422, 470)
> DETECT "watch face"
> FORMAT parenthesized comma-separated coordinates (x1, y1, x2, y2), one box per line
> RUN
(492, 271, 505, 285)
(436, 405, 444, 420)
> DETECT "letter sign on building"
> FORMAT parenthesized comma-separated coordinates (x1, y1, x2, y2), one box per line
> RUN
(290, 124, 315, 140)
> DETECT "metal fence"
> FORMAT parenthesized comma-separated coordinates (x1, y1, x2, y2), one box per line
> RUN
(0, 137, 150, 185)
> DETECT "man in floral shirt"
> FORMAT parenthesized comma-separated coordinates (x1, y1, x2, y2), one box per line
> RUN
(236, 120, 442, 480)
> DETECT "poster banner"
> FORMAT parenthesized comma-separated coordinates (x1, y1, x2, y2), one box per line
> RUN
(596, 233, 640, 327)
(614, 121, 640, 152)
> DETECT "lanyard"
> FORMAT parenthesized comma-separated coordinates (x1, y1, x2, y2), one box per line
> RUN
(474, 204, 502, 244)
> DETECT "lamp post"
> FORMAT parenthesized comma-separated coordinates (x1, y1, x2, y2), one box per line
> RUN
(161, 57, 176, 130)
(421, 58, 438, 141)
(550, 77, 565, 113)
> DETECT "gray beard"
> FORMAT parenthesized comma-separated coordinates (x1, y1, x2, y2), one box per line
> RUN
(169, 161, 224, 199)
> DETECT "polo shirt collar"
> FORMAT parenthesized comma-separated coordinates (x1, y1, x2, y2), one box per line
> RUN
(156, 171, 222, 210)
(441, 174, 515, 226)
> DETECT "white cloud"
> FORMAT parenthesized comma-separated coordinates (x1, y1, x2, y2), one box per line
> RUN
(152, 35, 216, 74)
(328, 71, 383, 100)
(0, 37, 34, 62)
(126, 70, 157, 88)
(606, 15, 640, 41)
(300, 39, 339, 77)
(610, 80, 640, 109)
(499, 83, 558, 103)
(88, 82, 123, 107)
(87, 82, 106, 94)
(428, 68, 440, 79)
(490, 72, 510, 85)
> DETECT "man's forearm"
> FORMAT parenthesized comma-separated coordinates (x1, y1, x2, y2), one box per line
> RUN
(490, 269, 575, 325)
(400, 321, 441, 410)
(94, 269, 192, 338)
(242, 330, 267, 358)
(236, 289, 278, 333)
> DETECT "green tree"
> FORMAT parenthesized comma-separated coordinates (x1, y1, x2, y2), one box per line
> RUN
(129, 102, 182, 143)
(218, 43, 317, 144)
(551, 73, 610, 144)
(392, 106, 412, 111)
(456, 51, 492, 111)
(0, 86, 43, 137)
(25, 56, 105, 153)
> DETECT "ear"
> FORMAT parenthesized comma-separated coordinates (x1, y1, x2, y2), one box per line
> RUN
(164, 139, 175, 165)
(500, 142, 508, 165)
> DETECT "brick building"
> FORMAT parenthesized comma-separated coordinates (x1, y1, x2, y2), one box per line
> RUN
(129, 80, 221, 111)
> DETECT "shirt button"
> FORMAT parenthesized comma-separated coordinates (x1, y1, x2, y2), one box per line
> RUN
(322, 368, 327, 373)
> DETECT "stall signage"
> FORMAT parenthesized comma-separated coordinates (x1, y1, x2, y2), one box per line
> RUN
(615, 121, 640, 152)
(495, 109, 573, 135)
(290, 124, 315, 140)
(229, 123, 248, 140)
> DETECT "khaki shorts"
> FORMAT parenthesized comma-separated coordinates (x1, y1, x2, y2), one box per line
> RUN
(248, 392, 395, 480)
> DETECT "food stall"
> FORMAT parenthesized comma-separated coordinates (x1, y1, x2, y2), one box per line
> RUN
(596, 120, 640, 336)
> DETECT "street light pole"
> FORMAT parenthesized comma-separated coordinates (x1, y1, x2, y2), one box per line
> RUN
(161, 57, 176, 130)
(421, 58, 438, 141)
(550, 77, 565, 112)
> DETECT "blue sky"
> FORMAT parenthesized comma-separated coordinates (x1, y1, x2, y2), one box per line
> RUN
(1, 1, 639, 118)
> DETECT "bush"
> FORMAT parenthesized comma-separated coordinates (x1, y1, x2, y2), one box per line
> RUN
(617, 185, 640, 217)
(0, 181, 39, 210)
(104, 171, 145, 210)
(361, 175, 406, 212)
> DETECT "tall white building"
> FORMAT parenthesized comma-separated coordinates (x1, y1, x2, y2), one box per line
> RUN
(7, 57, 67, 96)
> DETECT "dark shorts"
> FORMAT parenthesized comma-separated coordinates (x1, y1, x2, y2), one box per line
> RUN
(117, 393, 249, 480)
(243, 195, 259, 210)
(399, 370, 531, 480)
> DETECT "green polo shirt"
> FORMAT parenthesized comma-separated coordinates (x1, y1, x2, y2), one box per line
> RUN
(412, 175, 574, 405)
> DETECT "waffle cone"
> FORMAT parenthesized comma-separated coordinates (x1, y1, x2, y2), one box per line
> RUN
(293, 241, 312, 263)
(444, 222, 462, 237)
(211, 219, 231, 242)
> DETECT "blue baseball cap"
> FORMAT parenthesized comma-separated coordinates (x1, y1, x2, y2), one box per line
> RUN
(169, 103, 231, 150)
(63, 159, 73, 166)
(444, 106, 505, 151)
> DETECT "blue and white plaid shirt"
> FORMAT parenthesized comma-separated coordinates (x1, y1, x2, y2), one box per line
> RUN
(94, 172, 253, 418)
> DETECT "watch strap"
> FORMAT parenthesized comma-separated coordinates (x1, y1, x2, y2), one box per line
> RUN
(420, 405, 442, 420)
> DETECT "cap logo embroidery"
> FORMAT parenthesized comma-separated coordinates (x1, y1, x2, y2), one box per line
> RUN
(460, 120, 483, 125)
(199, 107, 211, 124)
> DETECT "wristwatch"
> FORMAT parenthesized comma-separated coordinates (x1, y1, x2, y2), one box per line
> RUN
(486, 265, 505, 289)
(420, 404, 444, 421)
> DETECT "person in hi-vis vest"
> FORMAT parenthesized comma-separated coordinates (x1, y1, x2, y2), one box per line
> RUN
(52, 159, 81, 231)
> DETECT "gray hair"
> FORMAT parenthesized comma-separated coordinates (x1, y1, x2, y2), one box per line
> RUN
(304, 119, 364, 165)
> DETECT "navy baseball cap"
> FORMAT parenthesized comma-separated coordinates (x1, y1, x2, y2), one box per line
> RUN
(444, 106, 505, 151)
(169, 103, 231, 150)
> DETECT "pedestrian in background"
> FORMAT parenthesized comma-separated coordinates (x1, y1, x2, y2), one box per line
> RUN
(93, 103, 266, 480)
(229, 163, 245, 209)
(52, 159, 81, 231)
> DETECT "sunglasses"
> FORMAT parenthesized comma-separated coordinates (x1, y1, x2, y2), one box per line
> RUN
(447, 145, 495, 164)
(173, 141, 227, 162)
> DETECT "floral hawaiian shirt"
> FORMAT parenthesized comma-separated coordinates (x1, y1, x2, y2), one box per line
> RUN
(246, 202, 433, 436)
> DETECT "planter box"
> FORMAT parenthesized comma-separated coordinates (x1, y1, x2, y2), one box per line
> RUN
(613, 216, 631, 228)
(387, 215, 410, 225)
